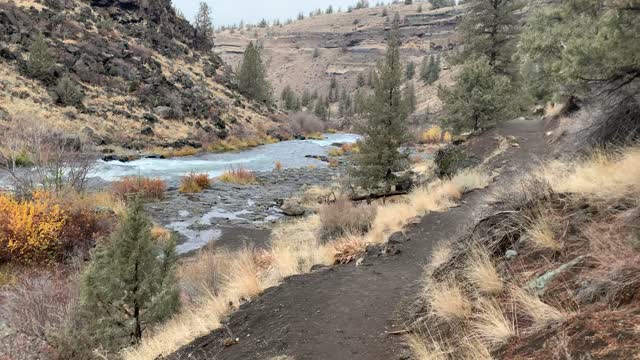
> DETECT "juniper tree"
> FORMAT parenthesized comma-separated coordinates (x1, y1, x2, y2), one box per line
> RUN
(194, 2, 214, 51)
(403, 80, 417, 114)
(438, 56, 514, 132)
(79, 201, 179, 351)
(454, 0, 523, 75)
(352, 18, 410, 193)
(237, 41, 272, 104)
(518, 0, 640, 101)
(422, 55, 441, 84)
(301, 88, 312, 107)
(27, 32, 55, 82)
(405, 61, 416, 79)
(53, 74, 84, 107)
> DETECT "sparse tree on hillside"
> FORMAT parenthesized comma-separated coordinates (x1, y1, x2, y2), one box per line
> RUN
(314, 97, 329, 121)
(237, 41, 272, 104)
(53, 74, 84, 107)
(404, 81, 417, 114)
(194, 2, 214, 51)
(27, 32, 55, 82)
(438, 56, 514, 132)
(431, 0, 454, 9)
(352, 17, 410, 193)
(455, 0, 523, 74)
(406, 61, 416, 79)
(326, 5, 334, 14)
(421, 55, 441, 84)
(301, 88, 312, 107)
(79, 201, 179, 351)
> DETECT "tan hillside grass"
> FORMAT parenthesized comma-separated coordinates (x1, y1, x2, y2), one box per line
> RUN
(466, 246, 503, 295)
(406, 333, 451, 360)
(461, 338, 492, 360)
(318, 198, 377, 240)
(421, 126, 443, 144)
(427, 280, 473, 322)
(429, 242, 452, 271)
(544, 147, 640, 199)
(472, 298, 516, 348)
(512, 286, 566, 328)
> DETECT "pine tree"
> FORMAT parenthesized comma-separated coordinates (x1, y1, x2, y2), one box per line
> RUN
(79, 201, 179, 351)
(405, 61, 415, 79)
(301, 88, 312, 107)
(455, 0, 523, 74)
(314, 97, 328, 121)
(352, 17, 410, 193)
(54, 74, 84, 107)
(403, 81, 417, 114)
(27, 32, 55, 82)
(237, 42, 272, 104)
(194, 2, 214, 51)
(438, 56, 514, 132)
(518, 1, 640, 101)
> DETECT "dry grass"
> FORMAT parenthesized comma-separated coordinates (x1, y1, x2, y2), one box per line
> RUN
(443, 131, 453, 144)
(91, 191, 127, 216)
(472, 298, 515, 348)
(430, 242, 452, 271)
(150, 225, 171, 242)
(111, 177, 166, 200)
(218, 168, 257, 185)
(150, 147, 200, 158)
(179, 173, 211, 193)
(318, 199, 376, 240)
(328, 147, 345, 157)
(544, 147, 640, 199)
(466, 247, 503, 295)
(525, 215, 561, 251)
(512, 286, 566, 327)
(406, 333, 451, 360)
(274, 161, 283, 171)
(427, 280, 473, 322)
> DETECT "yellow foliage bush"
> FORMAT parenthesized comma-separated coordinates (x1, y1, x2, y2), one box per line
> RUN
(421, 126, 443, 144)
(0, 191, 67, 263)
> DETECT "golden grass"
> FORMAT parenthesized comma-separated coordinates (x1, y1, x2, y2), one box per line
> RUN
(150, 225, 171, 242)
(111, 177, 167, 201)
(218, 168, 257, 185)
(406, 333, 451, 360)
(443, 131, 453, 144)
(305, 132, 325, 140)
(512, 286, 566, 327)
(150, 147, 200, 158)
(466, 247, 503, 295)
(544, 148, 640, 199)
(430, 242, 452, 271)
(206, 135, 278, 153)
(91, 191, 127, 216)
(328, 147, 345, 157)
(526, 216, 561, 251)
(179, 173, 211, 193)
(427, 280, 473, 321)
(472, 298, 515, 348)
(421, 126, 443, 144)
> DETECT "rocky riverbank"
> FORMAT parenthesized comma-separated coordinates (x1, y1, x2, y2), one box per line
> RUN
(145, 166, 342, 254)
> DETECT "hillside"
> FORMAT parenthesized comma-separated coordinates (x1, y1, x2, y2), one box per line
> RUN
(0, 0, 277, 154)
(215, 2, 460, 116)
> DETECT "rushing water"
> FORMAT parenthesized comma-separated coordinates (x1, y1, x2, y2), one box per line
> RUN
(90, 133, 360, 182)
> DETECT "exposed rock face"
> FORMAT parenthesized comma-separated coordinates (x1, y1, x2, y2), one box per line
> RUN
(0, 0, 275, 150)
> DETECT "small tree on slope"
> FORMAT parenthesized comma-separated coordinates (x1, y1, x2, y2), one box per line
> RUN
(237, 41, 272, 104)
(351, 18, 410, 193)
(194, 2, 214, 51)
(79, 201, 179, 351)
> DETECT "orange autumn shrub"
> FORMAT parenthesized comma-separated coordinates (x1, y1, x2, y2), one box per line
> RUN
(0, 191, 67, 263)
(112, 176, 167, 200)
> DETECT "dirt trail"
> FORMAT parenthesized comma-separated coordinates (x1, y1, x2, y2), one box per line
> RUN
(167, 118, 550, 360)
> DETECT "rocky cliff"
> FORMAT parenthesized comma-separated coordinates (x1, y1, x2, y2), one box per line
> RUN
(0, 0, 277, 152)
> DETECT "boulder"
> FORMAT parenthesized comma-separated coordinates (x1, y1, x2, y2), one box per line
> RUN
(141, 126, 154, 136)
(281, 199, 305, 217)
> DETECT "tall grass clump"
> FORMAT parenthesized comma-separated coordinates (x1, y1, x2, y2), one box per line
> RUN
(318, 199, 376, 241)
(111, 177, 166, 200)
(179, 173, 211, 193)
(218, 168, 257, 185)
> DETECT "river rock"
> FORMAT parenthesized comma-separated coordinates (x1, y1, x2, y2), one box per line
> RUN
(281, 199, 306, 216)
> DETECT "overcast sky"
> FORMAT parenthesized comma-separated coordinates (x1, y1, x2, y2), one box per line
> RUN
(172, 0, 374, 27)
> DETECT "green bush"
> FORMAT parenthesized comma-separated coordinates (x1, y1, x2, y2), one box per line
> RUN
(53, 75, 84, 107)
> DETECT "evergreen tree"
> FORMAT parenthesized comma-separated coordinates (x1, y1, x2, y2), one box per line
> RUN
(454, 0, 523, 74)
(352, 17, 410, 193)
(281, 85, 299, 111)
(54, 74, 84, 107)
(403, 81, 417, 114)
(237, 42, 272, 104)
(438, 56, 514, 132)
(357, 72, 366, 87)
(194, 2, 214, 51)
(518, 0, 640, 101)
(79, 201, 179, 351)
(27, 32, 55, 82)
(314, 97, 329, 121)
(405, 61, 416, 79)
(301, 88, 312, 107)
(421, 55, 441, 84)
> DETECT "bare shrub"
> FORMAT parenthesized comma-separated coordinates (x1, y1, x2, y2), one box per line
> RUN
(287, 111, 326, 135)
(0, 114, 96, 194)
(0, 271, 79, 348)
(319, 198, 376, 241)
